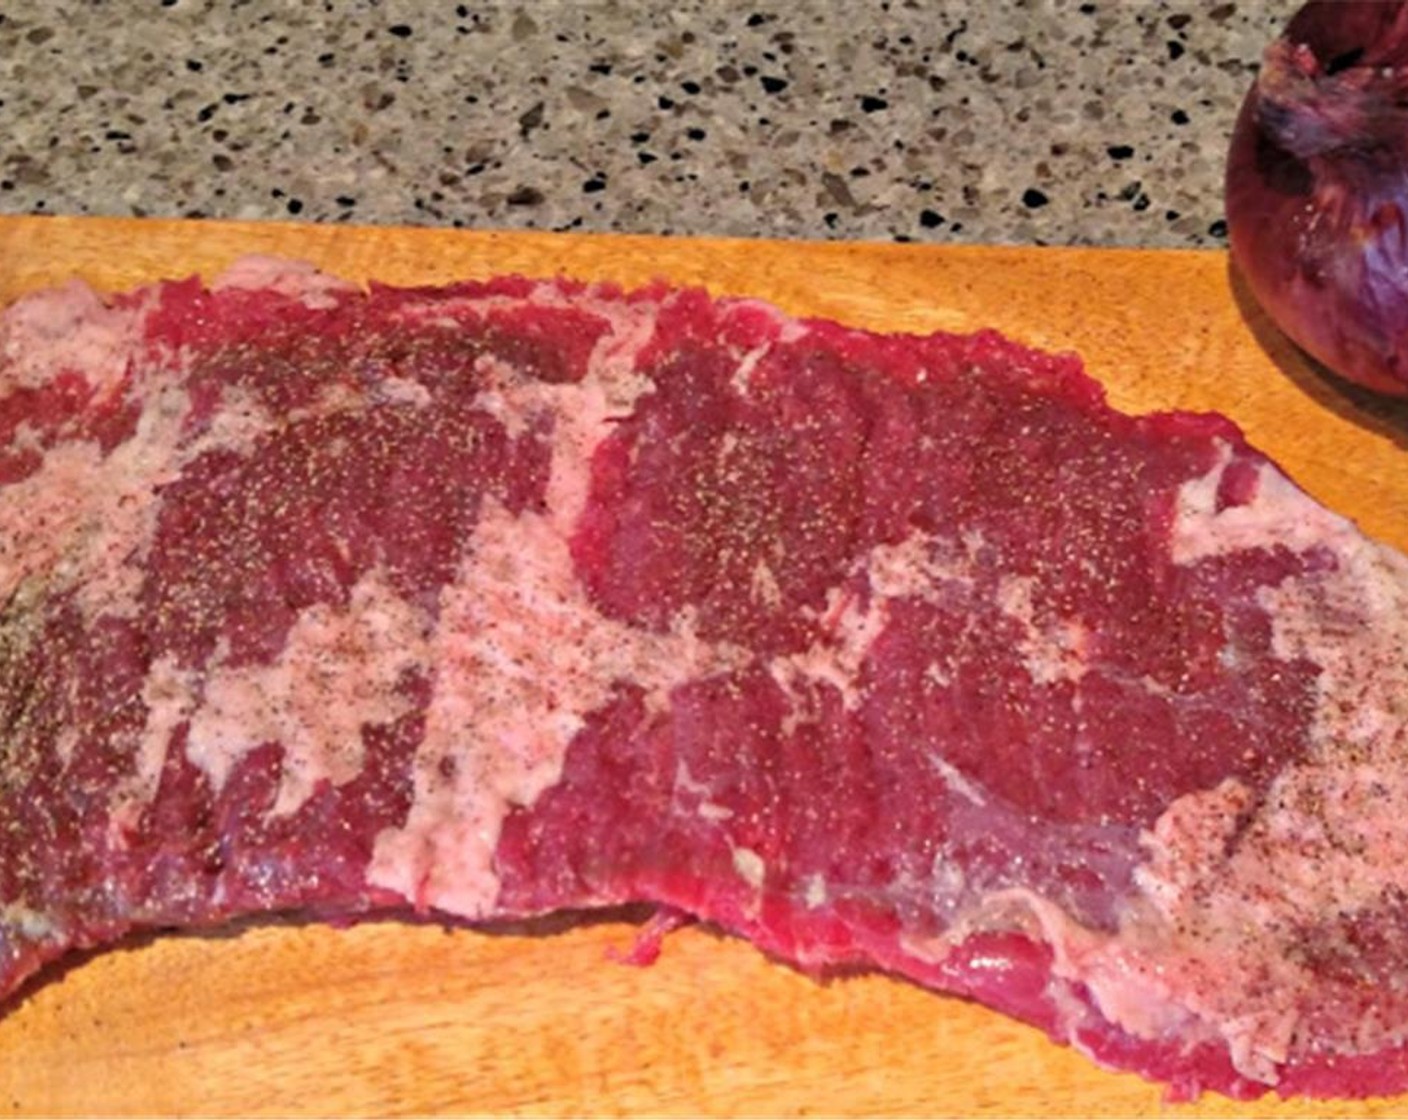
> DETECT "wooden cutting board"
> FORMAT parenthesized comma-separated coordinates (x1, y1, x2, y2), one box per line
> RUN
(0, 214, 1404, 1118)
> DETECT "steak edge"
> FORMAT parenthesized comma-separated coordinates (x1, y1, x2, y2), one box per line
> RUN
(0, 258, 1405, 1102)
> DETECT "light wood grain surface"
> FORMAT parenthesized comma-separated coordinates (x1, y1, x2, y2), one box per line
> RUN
(0, 214, 1404, 1118)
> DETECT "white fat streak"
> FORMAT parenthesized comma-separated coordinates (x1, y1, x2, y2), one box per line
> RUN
(729, 343, 771, 395)
(0, 270, 670, 849)
(928, 754, 988, 807)
(174, 569, 431, 816)
(1133, 760, 1408, 1077)
(0, 287, 185, 612)
(770, 585, 889, 714)
(0, 261, 415, 629)
(898, 884, 1219, 1067)
(0, 386, 181, 616)
(1259, 529, 1408, 761)
(750, 559, 783, 610)
(769, 532, 978, 713)
(374, 375, 433, 408)
(211, 256, 357, 310)
(192, 380, 277, 455)
(1133, 777, 1252, 918)
(469, 299, 659, 528)
(1031, 435, 1406, 1079)
(675, 759, 733, 822)
(929, 853, 967, 898)
(1170, 441, 1354, 565)
(732, 846, 766, 890)
(84, 274, 663, 854)
(74, 386, 196, 619)
(997, 573, 1090, 686)
(1, 265, 437, 826)
(53, 728, 79, 768)
(0, 313, 282, 625)
(471, 347, 654, 532)
(367, 501, 750, 916)
(104, 655, 202, 843)
(0, 278, 147, 394)
(1120, 435, 1408, 1079)
(769, 527, 1084, 721)
(385, 280, 623, 323)
(366, 294, 748, 918)
(546, 308, 658, 531)
(2, 285, 446, 846)
(1083, 526, 1408, 1083)
(471, 355, 539, 440)
(867, 530, 982, 598)
(842, 472, 1408, 1085)
(0, 901, 60, 943)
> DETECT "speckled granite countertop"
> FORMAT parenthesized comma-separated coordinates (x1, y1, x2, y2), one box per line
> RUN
(0, 0, 1295, 248)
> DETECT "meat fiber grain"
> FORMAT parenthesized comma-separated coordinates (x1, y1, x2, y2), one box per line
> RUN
(0, 259, 1405, 1101)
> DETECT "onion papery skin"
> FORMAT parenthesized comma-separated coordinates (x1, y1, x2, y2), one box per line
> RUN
(1226, 0, 1408, 397)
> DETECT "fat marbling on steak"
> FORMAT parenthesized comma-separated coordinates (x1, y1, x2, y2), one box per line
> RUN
(0, 258, 1405, 1101)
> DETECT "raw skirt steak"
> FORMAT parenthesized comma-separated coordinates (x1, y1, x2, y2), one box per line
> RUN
(0, 259, 1405, 1101)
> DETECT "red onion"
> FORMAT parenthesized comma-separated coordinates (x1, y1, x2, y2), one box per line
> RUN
(1226, 0, 1408, 396)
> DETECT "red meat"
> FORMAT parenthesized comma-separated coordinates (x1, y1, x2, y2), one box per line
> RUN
(0, 258, 1404, 1100)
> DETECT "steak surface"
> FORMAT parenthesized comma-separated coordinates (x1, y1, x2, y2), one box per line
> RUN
(0, 259, 1405, 1100)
